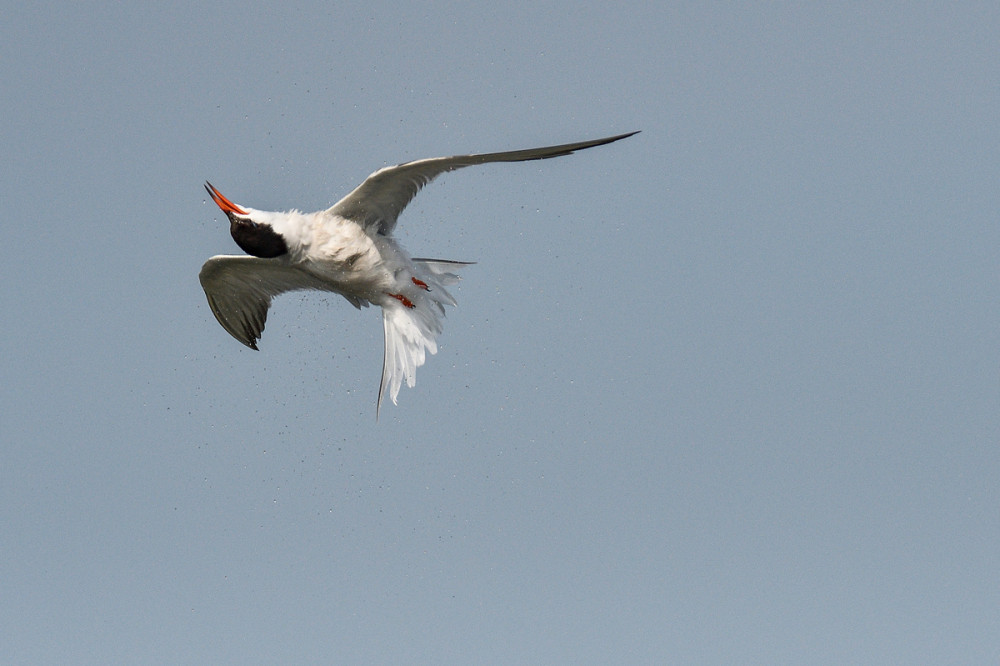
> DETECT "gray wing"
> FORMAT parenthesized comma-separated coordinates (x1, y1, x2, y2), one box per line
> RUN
(327, 131, 639, 236)
(199, 255, 333, 349)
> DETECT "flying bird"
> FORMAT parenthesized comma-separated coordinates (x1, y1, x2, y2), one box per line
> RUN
(199, 131, 638, 414)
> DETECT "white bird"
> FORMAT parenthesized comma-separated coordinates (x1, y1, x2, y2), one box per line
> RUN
(199, 131, 638, 414)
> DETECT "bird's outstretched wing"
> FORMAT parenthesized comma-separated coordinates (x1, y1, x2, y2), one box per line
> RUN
(327, 131, 639, 236)
(199, 256, 333, 349)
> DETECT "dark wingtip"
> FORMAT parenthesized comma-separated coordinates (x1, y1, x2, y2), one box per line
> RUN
(600, 130, 640, 145)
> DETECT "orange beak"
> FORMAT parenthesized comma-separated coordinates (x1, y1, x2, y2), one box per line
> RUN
(204, 181, 248, 216)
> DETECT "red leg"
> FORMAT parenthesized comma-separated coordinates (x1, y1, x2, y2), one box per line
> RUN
(388, 293, 415, 308)
(412, 277, 430, 290)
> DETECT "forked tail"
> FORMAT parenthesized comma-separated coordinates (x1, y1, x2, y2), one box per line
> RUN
(378, 259, 472, 416)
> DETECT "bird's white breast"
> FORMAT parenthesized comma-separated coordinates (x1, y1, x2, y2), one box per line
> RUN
(307, 213, 380, 268)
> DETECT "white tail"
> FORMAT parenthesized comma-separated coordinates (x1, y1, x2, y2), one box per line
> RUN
(378, 260, 471, 415)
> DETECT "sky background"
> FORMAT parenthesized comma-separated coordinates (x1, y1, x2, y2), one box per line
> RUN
(2, 1, 998, 663)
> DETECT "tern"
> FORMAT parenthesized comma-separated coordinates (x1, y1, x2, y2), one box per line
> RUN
(199, 130, 638, 414)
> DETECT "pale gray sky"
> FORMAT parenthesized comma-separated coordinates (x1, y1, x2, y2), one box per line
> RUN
(3, 2, 999, 663)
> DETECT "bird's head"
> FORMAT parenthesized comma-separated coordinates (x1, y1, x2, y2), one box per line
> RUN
(205, 182, 289, 258)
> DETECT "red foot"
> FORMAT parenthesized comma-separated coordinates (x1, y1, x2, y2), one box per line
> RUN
(388, 292, 415, 308)
(411, 277, 430, 290)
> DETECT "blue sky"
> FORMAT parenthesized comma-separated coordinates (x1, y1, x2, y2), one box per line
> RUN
(2, 2, 999, 662)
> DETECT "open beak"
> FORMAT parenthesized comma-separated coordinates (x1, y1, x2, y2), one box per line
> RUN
(204, 181, 248, 216)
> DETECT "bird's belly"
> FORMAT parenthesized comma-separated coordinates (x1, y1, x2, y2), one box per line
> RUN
(302, 222, 413, 302)
(302, 254, 391, 299)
